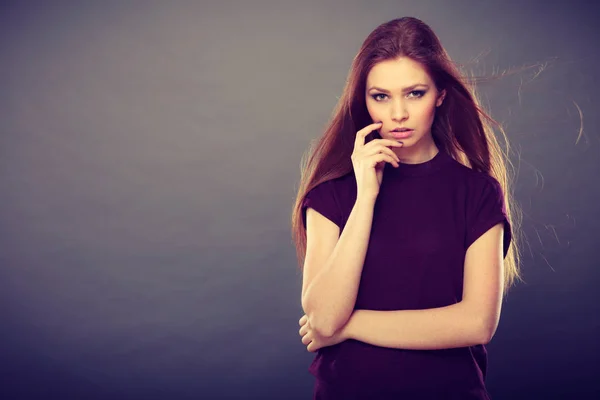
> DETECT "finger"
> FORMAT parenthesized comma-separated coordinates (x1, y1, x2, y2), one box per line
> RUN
(372, 138, 405, 148)
(361, 144, 400, 163)
(301, 331, 312, 345)
(364, 139, 404, 153)
(302, 334, 311, 345)
(299, 315, 307, 326)
(354, 122, 382, 149)
(370, 153, 399, 168)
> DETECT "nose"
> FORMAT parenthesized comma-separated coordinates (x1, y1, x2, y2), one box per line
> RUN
(391, 98, 408, 121)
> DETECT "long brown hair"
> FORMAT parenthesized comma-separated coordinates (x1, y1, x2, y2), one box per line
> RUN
(291, 17, 524, 296)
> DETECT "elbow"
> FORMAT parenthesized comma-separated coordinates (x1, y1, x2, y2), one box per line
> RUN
(477, 319, 498, 345)
(478, 330, 493, 345)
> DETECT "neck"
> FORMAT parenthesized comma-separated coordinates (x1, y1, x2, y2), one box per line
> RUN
(392, 136, 439, 164)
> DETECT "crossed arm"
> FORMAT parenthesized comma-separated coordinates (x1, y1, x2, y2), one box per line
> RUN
(300, 223, 505, 351)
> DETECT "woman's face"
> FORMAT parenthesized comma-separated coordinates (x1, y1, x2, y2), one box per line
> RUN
(365, 57, 445, 150)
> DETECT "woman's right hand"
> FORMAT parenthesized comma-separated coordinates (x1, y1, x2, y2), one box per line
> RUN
(351, 122, 404, 200)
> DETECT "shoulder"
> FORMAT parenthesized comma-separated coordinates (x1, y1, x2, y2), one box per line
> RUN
(302, 171, 355, 229)
(443, 157, 502, 191)
(455, 167, 507, 217)
(303, 170, 355, 210)
(329, 170, 357, 201)
(306, 170, 354, 197)
(333, 170, 357, 187)
(313, 170, 356, 195)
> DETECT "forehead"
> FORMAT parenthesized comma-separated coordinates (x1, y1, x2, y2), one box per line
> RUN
(366, 57, 433, 87)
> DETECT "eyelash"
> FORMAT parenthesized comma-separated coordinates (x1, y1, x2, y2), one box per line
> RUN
(371, 90, 426, 102)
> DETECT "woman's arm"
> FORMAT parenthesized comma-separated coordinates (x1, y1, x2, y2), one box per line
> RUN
(341, 223, 505, 350)
(302, 196, 377, 337)
(343, 304, 485, 350)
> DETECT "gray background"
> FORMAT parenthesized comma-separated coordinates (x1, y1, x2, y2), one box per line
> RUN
(1, 0, 598, 399)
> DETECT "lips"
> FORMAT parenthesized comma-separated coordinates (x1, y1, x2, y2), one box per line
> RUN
(390, 129, 413, 139)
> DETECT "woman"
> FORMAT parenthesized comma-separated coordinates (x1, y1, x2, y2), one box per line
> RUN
(290, 17, 523, 399)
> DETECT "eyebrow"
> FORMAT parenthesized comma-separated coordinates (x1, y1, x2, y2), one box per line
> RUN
(367, 84, 429, 93)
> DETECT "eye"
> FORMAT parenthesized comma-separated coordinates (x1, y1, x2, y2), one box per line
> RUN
(370, 90, 426, 102)
(371, 93, 387, 101)
(408, 90, 426, 98)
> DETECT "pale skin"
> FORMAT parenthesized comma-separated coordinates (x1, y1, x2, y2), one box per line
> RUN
(368, 56, 446, 164)
(299, 56, 505, 352)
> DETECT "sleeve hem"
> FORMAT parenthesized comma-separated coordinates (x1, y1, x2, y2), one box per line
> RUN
(465, 215, 512, 259)
(301, 198, 342, 230)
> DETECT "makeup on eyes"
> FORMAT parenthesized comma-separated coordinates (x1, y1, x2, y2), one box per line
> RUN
(367, 84, 430, 93)
(370, 90, 426, 101)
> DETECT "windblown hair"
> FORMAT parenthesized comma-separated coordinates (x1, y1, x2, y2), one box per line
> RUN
(291, 17, 523, 296)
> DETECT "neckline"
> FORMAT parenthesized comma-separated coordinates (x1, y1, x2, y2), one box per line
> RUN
(384, 149, 451, 177)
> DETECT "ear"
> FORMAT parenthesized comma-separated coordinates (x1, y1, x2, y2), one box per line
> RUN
(436, 89, 446, 107)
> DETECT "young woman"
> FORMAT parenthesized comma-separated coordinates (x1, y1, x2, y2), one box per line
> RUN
(291, 17, 523, 399)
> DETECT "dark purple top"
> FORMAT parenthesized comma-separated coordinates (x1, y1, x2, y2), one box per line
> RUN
(301, 150, 511, 399)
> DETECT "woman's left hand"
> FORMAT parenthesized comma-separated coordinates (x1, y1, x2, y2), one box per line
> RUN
(298, 314, 348, 352)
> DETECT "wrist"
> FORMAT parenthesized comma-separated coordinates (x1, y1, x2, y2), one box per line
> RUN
(342, 310, 358, 341)
(355, 196, 377, 209)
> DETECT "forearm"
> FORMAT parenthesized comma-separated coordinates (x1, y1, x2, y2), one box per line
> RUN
(302, 196, 376, 337)
(344, 302, 487, 350)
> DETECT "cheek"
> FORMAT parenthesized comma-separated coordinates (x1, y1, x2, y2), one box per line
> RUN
(365, 101, 374, 116)
(414, 103, 437, 120)
(366, 102, 383, 119)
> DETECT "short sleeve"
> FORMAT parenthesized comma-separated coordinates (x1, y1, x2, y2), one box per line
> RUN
(465, 176, 512, 258)
(301, 179, 343, 230)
